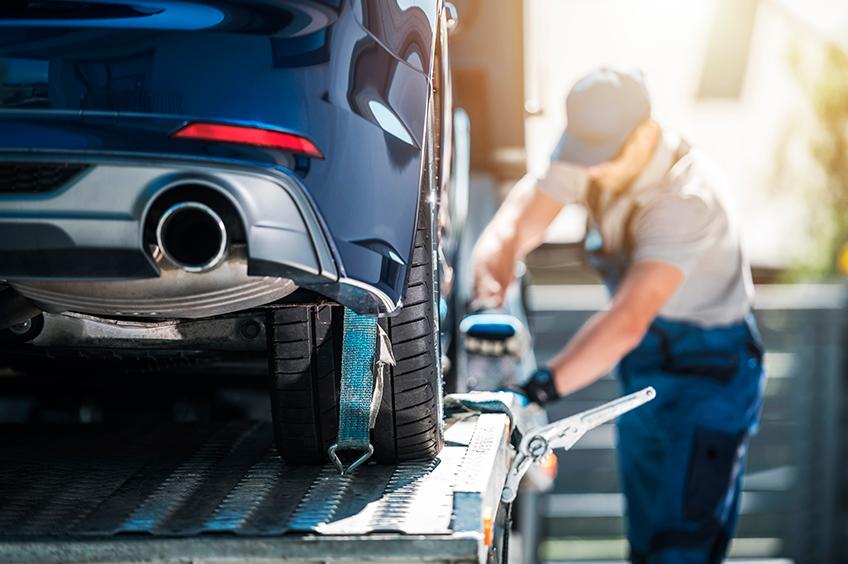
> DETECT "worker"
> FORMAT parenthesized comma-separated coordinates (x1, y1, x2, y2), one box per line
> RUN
(472, 67, 765, 563)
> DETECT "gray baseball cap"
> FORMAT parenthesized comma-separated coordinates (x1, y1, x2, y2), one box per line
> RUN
(552, 67, 651, 167)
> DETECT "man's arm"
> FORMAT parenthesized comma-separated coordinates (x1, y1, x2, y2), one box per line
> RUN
(547, 261, 683, 396)
(472, 175, 564, 306)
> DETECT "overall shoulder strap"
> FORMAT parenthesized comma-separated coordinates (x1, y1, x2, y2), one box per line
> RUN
(622, 203, 641, 257)
(622, 139, 691, 255)
(586, 138, 692, 251)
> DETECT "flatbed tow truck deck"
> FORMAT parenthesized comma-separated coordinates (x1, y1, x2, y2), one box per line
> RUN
(0, 411, 512, 564)
(0, 377, 655, 564)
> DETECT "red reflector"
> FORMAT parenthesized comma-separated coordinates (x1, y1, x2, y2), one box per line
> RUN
(173, 123, 323, 159)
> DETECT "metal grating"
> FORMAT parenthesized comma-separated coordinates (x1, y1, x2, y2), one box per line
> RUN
(0, 162, 89, 194)
(0, 415, 501, 541)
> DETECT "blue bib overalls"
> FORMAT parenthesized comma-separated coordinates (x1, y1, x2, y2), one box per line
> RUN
(586, 202, 766, 563)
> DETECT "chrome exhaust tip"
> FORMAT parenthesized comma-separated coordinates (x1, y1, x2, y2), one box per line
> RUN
(156, 202, 228, 273)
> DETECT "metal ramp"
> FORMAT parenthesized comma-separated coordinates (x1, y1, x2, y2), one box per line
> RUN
(0, 412, 511, 563)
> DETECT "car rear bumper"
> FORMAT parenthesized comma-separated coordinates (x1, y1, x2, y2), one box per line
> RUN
(0, 157, 399, 315)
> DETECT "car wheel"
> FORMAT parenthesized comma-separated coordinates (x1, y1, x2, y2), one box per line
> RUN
(267, 178, 443, 464)
(268, 304, 341, 464)
(268, 185, 444, 464)
(372, 180, 445, 462)
(269, 57, 445, 464)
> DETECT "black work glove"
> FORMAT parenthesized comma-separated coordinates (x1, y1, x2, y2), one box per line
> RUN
(517, 367, 560, 406)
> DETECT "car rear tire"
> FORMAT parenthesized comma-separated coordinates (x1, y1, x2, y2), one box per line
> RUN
(371, 193, 444, 462)
(270, 38, 446, 463)
(268, 304, 341, 464)
(268, 187, 444, 464)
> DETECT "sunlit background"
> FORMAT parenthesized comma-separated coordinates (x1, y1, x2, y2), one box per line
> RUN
(451, 1, 848, 562)
(524, 0, 848, 277)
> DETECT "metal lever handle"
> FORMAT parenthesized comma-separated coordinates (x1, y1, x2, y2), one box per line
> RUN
(502, 387, 656, 502)
(579, 387, 656, 428)
(547, 387, 656, 450)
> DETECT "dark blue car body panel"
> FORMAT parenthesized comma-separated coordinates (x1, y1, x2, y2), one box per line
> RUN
(0, 0, 440, 313)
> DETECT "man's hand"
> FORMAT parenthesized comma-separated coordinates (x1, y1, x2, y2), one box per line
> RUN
(471, 235, 516, 308)
(472, 175, 564, 307)
(518, 366, 560, 405)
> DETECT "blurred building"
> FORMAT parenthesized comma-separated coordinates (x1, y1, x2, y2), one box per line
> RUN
(522, 0, 848, 272)
(449, 3, 848, 562)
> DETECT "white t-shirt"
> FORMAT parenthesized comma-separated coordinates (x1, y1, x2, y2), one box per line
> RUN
(537, 132, 754, 327)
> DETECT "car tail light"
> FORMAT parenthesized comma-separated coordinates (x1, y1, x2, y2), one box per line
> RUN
(173, 122, 324, 159)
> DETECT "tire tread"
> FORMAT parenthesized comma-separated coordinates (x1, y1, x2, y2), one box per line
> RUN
(268, 305, 340, 464)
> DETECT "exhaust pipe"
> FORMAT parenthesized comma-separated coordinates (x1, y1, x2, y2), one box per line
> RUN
(156, 202, 228, 272)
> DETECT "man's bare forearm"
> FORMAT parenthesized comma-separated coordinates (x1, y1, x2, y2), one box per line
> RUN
(471, 175, 565, 306)
(547, 307, 648, 396)
(478, 175, 564, 259)
(546, 261, 684, 397)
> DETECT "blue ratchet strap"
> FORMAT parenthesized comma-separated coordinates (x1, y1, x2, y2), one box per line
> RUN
(328, 308, 379, 474)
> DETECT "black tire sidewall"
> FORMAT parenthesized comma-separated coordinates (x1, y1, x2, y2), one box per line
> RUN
(372, 89, 445, 463)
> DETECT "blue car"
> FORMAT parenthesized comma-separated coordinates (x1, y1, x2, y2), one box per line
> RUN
(0, 0, 457, 464)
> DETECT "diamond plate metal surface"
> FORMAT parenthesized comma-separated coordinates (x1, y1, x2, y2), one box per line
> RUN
(450, 413, 511, 539)
(0, 414, 509, 546)
(118, 422, 262, 534)
(453, 414, 509, 495)
(368, 454, 459, 534)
